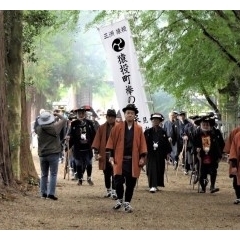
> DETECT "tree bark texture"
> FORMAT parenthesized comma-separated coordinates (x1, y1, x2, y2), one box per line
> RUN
(6, 11, 23, 180)
(0, 10, 14, 188)
(20, 67, 39, 181)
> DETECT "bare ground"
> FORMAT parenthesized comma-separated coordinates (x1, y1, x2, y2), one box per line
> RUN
(1, 148, 240, 230)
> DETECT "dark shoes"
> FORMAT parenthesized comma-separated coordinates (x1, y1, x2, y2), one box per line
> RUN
(234, 199, 240, 204)
(47, 195, 58, 200)
(41, 194, 58, 200)
(87, 177, 94, 186)
(77, 179, 83, 185)
(41, 193, 47, 199)
(210, 187, 219, 194)
(199, 189, 206, 193)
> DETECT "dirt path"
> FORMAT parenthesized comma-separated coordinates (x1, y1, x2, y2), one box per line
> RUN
(0, 148, 239, 230)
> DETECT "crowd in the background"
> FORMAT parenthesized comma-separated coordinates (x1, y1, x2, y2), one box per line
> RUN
(32, 105, 240, 213)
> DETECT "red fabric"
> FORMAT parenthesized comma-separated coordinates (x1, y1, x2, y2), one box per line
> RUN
(229, 131, 240, 185)
(106, 121, 147, 178)
(202, 155, 211, 164)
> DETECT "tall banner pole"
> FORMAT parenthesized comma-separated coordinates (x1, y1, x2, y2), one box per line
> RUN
(98, 19, 152, 130)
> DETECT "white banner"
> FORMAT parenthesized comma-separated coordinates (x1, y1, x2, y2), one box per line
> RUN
(98, 19, 151, 130)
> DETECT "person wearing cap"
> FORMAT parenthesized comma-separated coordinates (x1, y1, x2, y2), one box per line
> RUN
(106, 103, 147, 213)
(163, 111, 178, 165)
(67, 106, 96, 186)
(182, 115, 200, 176)
(144, 113, 172, 193)
(91, 109, 118, 199)
(193, 115, 223, 193)
(171, 111, 190, 171)
(33, 108, 46, 134)
(36, 110, 67, 200)
(65, 112, 78, 180)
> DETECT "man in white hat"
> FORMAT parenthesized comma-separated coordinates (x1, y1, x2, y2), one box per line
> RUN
(36, 110, 67, 200)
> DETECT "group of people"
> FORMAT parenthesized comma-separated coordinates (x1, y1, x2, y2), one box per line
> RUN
(163, 110, 225, 194)
(35, 103, 240, 212)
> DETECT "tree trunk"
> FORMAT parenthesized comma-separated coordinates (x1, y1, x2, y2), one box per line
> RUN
(0, 10, 14, 188)
(20, 67, 39, 182)
(6, 11, 23, 180)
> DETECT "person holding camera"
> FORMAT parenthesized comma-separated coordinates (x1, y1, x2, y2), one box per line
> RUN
(36, 110, 67, 200)
(144, 113, 172, 193)
(106, 104, 147, 213)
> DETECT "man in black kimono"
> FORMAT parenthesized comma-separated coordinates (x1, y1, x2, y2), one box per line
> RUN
(144, 113, 172, 193)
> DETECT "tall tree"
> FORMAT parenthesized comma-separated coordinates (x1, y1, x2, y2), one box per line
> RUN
(5, 11, 23, 180)
(0, 10, 14, 188)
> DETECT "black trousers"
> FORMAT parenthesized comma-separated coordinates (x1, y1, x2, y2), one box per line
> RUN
(103, 161, 115, 190)
(75, 150, 92, 180)
(233, 175, 240, 199)
(199, 163, 218, 190)
(114, 159, 137, 203)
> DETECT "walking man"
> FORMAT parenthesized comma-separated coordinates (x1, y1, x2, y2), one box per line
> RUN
(193, 116, 223, 193)
(144, 113, 172, 193)
(223, 121, 240, 204)
(92, 109, 118, 199)
(67, 106, 96, 186)
(106, 104, 147, 213)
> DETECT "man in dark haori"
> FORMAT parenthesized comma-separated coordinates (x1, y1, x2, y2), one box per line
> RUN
(67, 106, 96, 186)
(144, 113, 172, 193)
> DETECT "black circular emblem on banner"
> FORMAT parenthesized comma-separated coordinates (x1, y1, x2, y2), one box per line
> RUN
(112, 38, 125, 52)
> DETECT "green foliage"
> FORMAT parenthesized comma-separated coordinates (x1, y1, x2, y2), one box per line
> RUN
(86, 10, 240, 114)
(24, 10, 109, 104)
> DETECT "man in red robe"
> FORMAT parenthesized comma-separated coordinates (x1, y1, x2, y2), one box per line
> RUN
(227, 129, 240, 204)
(106, 104, 147, 213)
(92, 109, 118, 199)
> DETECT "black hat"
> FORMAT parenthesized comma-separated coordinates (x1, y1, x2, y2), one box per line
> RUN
(68, 112, 77, 120)
(122, 104, 139, 114)
(106, 109, 117, 117)
(74, 106, 91, 112)
(194, 116, 215, 127)
(150, 113, 164, 121)
(189, 115, 200, 120)
(179, 111, 186, 115)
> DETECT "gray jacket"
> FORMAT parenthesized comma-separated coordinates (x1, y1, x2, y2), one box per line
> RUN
(36, 114, 67, 157)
